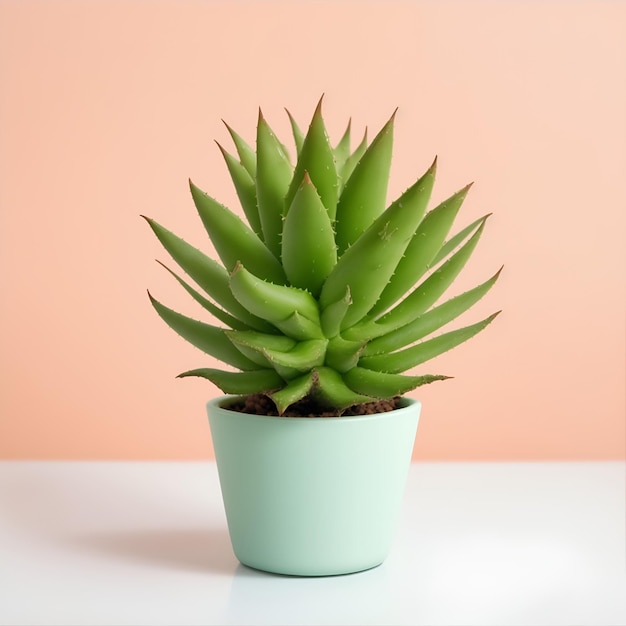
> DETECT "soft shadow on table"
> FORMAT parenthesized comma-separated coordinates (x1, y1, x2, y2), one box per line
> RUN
(224, 561, 393, 625)
(68, 527, 238, 575)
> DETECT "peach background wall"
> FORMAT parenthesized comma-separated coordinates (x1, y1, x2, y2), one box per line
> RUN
(0, 1, 624, 461)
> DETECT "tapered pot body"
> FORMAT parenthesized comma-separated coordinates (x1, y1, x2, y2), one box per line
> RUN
(207, 396, 421, 576)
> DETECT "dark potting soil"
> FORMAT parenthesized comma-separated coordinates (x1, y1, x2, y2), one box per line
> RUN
(226, 394, 401, 418)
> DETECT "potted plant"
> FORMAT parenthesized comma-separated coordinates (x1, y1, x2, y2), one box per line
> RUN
(143, 97, 501, 576)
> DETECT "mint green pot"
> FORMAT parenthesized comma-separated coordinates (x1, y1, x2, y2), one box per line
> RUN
(207, 395, 421, 577)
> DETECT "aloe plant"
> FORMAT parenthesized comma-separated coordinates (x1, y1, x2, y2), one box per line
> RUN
(144, 98, 501, 415)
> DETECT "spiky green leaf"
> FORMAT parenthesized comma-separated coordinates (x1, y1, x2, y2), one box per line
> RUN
(148, 293, 259, 370)
(312, 367, 372, 411)
(223, 120, 256, 177)
(285, 108, 304, 156)
(359, 312, 501, 374)
(226, 329, 297, 353)
(142, 216, 273, 332)
(285, 97, 338, 219)
(338, 128, 367, 191)
(282, 173, 337, 296)
(229, 262, 321, 328)
(275, 311, 325, 341)
(431, 213, 490, 267)
(344, 367, 451, 398)
(333, 118, 352, 172)
(320, 159, 437, 329)
(189, 180, 285, 283)
(320, 286, 351, 338)
(270, 372, 315, 414)
(215, 142, 262, 237)
(225, 329, 295, 368)
(225, 329, 299, 373)
(369, 183, 473, 318)
(156, 260, 248, 330)
(363, 267, 503, 354)
(376, 217, 489, 331)
(264, 339, 328, 372)
(177, 368, 283, 394)
(334, 113, 395, 253)
(256, 111, 293, 257)
(324, 336, 365, 372)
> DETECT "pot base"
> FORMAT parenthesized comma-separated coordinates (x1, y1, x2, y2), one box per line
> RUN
(238, 557, 384, 578)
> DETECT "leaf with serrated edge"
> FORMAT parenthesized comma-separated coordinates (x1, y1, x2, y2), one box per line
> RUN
(215, 142, 262, 237)
(256, 110, 293, 257)
(282, 173, 337, 296)
(142, 216, 273, 332)
(359, 312, 501, 374)
(226, 330, 297, 353)
(431, 213, 491, 267)
(285, 97, 338, 219)
(189, 180, 285, 284)
(226, 341, 273, 368)
(148, 293, 259, 371)
(223, 120, 256, 177)
(229, 262, 321, 326)
(376, 217, 488, 331)
(344, 367, 451, 398)
(285, 109, 304, 159)
(338, 128, 367, 191)
(177, 368, 283, 394)
(156, 260, 248, 330)
(263, 339, 328, 372)
(320, 159, 436, 330)
(335, 112, 395, 253)
(368, 184, 472, 318)
(363, 267, 503, 355)
(334, 118, 351, 172)
(226, 330, 296, 368)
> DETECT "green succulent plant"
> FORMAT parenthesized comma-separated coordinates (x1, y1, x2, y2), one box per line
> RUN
(144, 98, 501, 415)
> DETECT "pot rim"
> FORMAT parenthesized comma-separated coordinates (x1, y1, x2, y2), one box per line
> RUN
(207, 394, 421, 423)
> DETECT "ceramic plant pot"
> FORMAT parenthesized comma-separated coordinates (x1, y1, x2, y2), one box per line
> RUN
(207, 395, 421, 576)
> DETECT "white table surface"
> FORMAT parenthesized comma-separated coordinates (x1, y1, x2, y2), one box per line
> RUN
(0, 461, 624, 626)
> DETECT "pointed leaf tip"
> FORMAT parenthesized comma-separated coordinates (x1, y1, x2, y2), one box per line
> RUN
(314, 94, 325, 115)
(426, 156, 438, 175)
(452, 181, 474, 200)
(384, 109, 398, 129)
